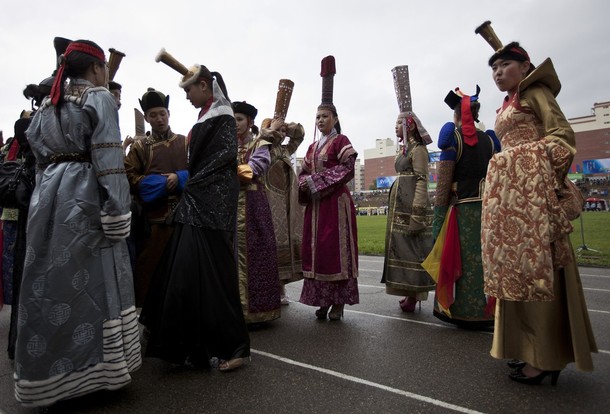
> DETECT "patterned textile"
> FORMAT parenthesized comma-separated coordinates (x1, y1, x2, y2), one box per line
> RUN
(298, 132, 359, 306)
(262, 127, 304, 283)
(299, 133, 358, 281)
(432, 204, 494, 326)
(1, 220, 17, 305)
(484, 58, 596, 372)
(381, 146, 434, 297)
(15, 80, 140, 406)
(236, 134, 281, 324)
(482, 81, 575, 301)
(172, 81, 237, 231)
(300, 278, 359, 307)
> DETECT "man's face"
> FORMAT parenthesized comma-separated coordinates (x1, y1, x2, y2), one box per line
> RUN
(145, 107, 170, 134)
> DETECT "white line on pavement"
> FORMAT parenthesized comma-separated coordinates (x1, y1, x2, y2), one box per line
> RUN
(584, 287, 610, 293)
(580, 273, 610, 278)
(358, 284, 385, 289)
(289, 301, 610, 354)
(251, 349, 486, 414)
(589, 309, 610, 314)
(345, 308, 487, 331)
(359, 268, 382, 272)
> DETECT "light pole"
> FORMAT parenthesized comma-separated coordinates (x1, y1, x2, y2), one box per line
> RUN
(576, 213, 601, 254)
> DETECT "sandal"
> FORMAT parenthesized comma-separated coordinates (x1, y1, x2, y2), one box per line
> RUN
(219, 357, 244, 372)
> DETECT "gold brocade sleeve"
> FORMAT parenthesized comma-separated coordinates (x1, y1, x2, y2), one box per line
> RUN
(237, 164, 254, 183)
(523, 84, 576, 178)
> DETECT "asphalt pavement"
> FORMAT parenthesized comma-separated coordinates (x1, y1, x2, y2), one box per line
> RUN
(1, 255, 608, 414)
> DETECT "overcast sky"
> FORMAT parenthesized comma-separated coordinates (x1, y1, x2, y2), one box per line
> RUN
(1, 0, 609, 158)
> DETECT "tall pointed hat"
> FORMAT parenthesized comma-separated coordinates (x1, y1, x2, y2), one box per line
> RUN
(273, 79, 294, 121)
(475, 20, 532, 67)
(392, 65, 431, 144)
(318, 55, 336, 112)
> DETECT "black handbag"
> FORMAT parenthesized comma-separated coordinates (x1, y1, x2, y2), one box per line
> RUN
(0, 160, 35, 210)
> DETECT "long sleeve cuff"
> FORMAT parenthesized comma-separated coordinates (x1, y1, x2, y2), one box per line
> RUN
(238, 164, 254, 183)
(101, 211, 131, 241)
(139, 174, 168, 203)
(176, 170, 189, 191)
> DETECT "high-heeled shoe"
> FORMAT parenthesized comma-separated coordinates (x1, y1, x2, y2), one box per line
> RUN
(507, 359, 526, 370)
(509, 369, 561, 386)
(328, 304, 344, 321)
(219, 357, 244, 372)
(315, 306, 330, 320)
(399, 296, 420, 312)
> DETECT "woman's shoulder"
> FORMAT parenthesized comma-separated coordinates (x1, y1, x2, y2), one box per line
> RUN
(334, 133, 356, 149)
(195, 113, 236, 131)
(336, 133, 351, 142)
(438, 122, 456, 150)
(411, 143, 429, 157)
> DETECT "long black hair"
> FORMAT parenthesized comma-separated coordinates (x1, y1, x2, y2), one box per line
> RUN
(54, 40, 105, 112)
(196, 65, 231, 102)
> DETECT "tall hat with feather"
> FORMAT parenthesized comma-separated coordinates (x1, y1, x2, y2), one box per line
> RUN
(391, 65, 431, 145)
(155, 48, 209, 89)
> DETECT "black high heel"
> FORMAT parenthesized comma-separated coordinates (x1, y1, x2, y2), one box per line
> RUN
(509, 369, 561, 386)
(328, 304, 344, 321)
(507, 359, 526, 370)
(315, 306, 330, 320)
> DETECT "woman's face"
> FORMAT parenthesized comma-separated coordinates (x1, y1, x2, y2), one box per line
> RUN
(395, 117, 414, 139)
(235, 113, 253, 137)
(185, 80, 209, 108)
(316, 109, 336, 135)
(491, 58, 530, 94)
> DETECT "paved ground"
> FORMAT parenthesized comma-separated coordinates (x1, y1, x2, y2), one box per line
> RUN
(1, 255, 608, 414)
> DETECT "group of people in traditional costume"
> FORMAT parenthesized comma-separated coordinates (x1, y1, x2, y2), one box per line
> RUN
(382, 65, 499, 332)
(0, 19, 598, 407)
(0, 35, 360, 406)
(381, 20, 597, 387)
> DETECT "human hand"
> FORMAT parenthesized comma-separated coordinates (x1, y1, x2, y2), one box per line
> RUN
(163, 173, 178, 192)
(123, 135, 134, 151)
(270, 118, 284, 131)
